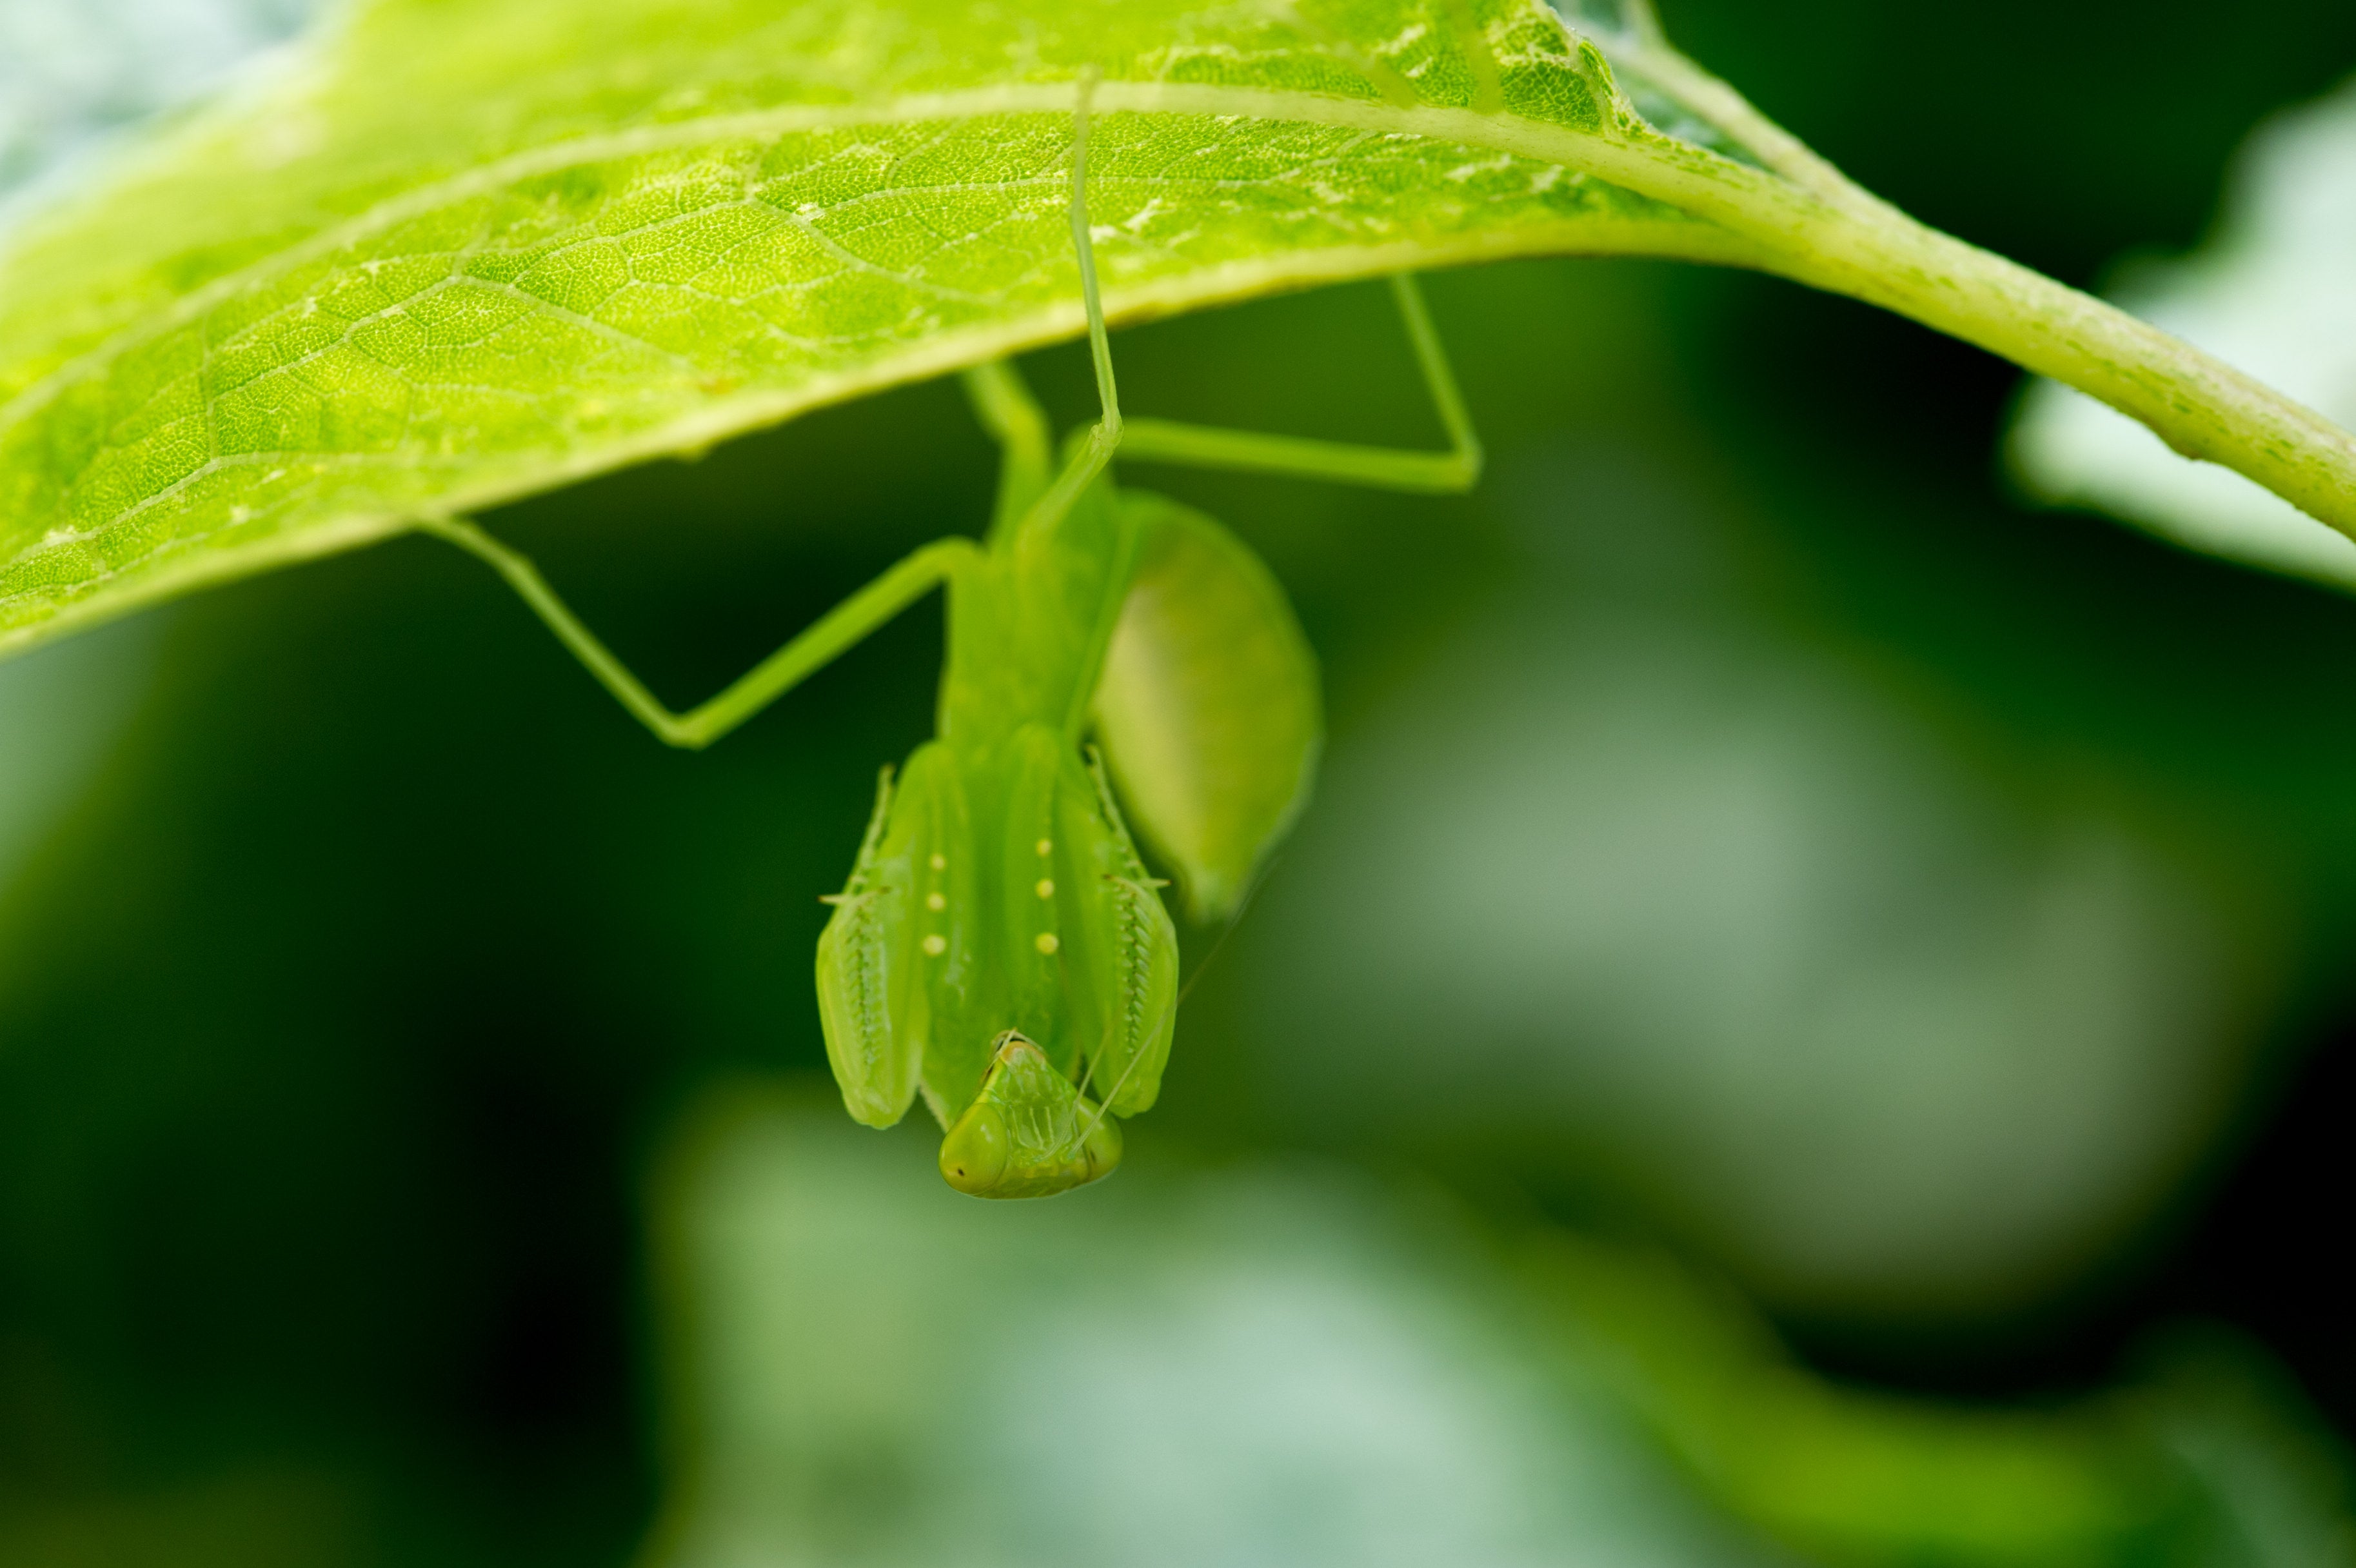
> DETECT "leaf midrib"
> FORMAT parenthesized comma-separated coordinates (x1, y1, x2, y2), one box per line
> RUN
(0, 73, 1818, 662)
(0, 77, 1783, 442)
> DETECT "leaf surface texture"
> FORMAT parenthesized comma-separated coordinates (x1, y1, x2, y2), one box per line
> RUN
(0, 0, 1748, 655)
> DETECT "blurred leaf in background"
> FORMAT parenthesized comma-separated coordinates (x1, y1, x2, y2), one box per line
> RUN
(645, 1091, 1769, 1568)
(2012, 75, 2356, 590)
(0, 0, 319, 217)
(0, 619, 154, 897)
(1218, 414, 2293, 1325)
(649, 1088, 2356, 1568)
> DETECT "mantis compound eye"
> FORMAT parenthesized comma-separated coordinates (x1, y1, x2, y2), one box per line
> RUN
(938, 1103, 1011, 1195)
(1073, 1105, 1123, 1185)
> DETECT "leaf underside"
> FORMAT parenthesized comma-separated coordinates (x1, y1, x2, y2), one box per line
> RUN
(0, 0, 1752, 659)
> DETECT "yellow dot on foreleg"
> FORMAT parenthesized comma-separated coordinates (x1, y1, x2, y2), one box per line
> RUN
(1035, 878, 1054, 899)
(929, 853, 947, 871)
(1035, 839, 1053, 857)
(927, 891, 947, 911)
(1034, 932, 1059, 955)
(922, 934, 947, 956)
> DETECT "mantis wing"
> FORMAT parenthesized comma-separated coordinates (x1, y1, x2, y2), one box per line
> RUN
(1091, 493, 1322, 924)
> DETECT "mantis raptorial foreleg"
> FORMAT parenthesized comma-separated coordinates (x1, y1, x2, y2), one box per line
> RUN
(417, 513, 977, 750)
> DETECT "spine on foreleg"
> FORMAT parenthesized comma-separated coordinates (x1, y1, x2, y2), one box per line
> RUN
(815, 764, 921, 1127)
(1058, 749, 1178, 1117)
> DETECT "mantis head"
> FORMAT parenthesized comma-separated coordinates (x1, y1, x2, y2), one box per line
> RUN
(939, 1031, 1122, 1199)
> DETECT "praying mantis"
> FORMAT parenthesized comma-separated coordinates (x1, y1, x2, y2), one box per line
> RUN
(416, 82, 1482, 1198)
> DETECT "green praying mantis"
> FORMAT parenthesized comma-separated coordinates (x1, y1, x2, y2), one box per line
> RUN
(416, 81, 1482, 1198)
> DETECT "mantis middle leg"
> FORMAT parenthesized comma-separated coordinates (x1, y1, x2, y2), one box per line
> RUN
(1114, 272, 1483, 495)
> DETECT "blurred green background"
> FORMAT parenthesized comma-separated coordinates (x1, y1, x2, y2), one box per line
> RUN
(5, 0, 2356, 1563)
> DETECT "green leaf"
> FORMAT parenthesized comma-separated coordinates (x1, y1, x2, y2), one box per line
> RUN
(0, 0, 1757, 660)
(9, 0, 2350, 665)
(1094, 493, 1319, 924)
